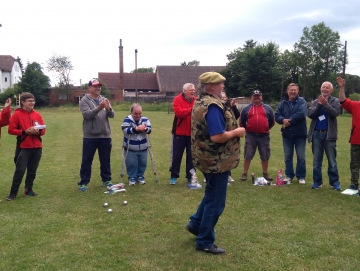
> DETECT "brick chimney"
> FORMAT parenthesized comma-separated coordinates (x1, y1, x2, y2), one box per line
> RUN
(119, 39, 124, 91)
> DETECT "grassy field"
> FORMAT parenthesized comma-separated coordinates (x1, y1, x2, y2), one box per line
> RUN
(0, 105, 359, 271)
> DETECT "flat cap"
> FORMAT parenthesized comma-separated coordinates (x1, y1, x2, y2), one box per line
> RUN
(199, 72, 226, 84)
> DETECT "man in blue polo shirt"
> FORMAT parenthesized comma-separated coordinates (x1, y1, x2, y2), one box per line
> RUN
(185, 72, 245, 255)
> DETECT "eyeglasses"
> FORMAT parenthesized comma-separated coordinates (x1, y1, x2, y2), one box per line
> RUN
(25, 100, 36, 103)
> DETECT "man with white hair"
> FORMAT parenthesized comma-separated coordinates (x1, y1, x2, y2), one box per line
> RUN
(169, 83, 196, 185)
(308, 81, 341, 190)
(185, 72, 245, 254)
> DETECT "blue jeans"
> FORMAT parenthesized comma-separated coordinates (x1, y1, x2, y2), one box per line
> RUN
(79, 138, 112, 185)
(188, 171, 229, 249)
(125, 149, 148, 180)
(312, 130, 339, 186)
(282, 137, 306, 180)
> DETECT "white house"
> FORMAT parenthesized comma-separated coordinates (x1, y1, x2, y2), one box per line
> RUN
(0, 55, 22, 93)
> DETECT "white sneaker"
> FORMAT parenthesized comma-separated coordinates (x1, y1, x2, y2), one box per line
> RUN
(284, 177, 292, 184)
(228, 176, 235, 183)
(138, 177, 146, 185)
(299, 179, 306, 184)
(129, 180, 136, 186)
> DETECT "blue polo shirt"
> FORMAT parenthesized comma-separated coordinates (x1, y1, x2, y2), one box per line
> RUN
(315, 106, 328, 130)
(205, 104, 225, 136)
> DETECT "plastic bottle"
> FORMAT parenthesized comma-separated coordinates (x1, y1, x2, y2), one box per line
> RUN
(188, 169, 202, 189)
(276, 169, 283, 186)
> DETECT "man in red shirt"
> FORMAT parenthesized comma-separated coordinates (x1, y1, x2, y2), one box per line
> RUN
(169, 83, 196, 185)
(337, 76, 360, 190)
(240, 90, 275, 181)
(0, 98, 12, 147)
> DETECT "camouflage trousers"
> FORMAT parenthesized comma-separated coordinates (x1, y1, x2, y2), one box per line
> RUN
(350, 144, 360, 185)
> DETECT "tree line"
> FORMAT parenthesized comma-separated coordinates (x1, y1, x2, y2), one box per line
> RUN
(1, 22, 359, 105)
(222, 22, 360, 102)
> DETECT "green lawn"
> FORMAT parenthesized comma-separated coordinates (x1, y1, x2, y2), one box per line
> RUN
(0, 106, 359, 271)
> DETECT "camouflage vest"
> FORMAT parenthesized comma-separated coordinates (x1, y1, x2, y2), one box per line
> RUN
(191, 94, 240, 173)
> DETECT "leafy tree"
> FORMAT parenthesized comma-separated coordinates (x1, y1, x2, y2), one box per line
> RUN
(187, 60, 200, 66)
(277, 49, 308, 99)
(222, 41, 282, 101)
(0, 84, 21, 104)
(99, 81, 110, 99)
(344, 74, 360, 95)
(349, 93, 360, 101)
(294, 22, 346, 99)
(226, 40, 257, 62)
(180, 60, 200, 66)
(46, 54, 73, 101)
(16, 56, 24, 75)
(130, 67, 154, 73)
(18, 62, 51, 106)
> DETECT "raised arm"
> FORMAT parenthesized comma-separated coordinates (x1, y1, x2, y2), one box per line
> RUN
(337, 77, 346, 102)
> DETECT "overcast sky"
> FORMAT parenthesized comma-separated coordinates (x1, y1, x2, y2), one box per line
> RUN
(1, 0, 359, 86)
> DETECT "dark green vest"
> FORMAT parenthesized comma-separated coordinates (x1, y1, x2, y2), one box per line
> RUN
(191, 94, 240, 173)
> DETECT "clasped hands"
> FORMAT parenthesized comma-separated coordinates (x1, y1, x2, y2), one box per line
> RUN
(25, 127, 40, 135)
(282, 119, 291, 129)
(98, 99, 111, 111)
(136, 124, 147, 132)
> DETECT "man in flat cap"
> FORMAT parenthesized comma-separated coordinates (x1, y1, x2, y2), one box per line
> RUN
(185, 72, 245, 254)
(78, 78, 115, 192)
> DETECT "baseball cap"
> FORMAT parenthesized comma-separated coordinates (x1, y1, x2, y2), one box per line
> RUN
(199, 72, 226, 84)
(251, 90, 262, 96)
(89, 78, 102, 87)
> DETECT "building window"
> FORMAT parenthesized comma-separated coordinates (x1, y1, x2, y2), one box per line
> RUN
(5, 77, 7, 82)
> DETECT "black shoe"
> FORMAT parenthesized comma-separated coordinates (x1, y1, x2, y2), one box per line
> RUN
(24, 188, 39, 196)
(196, 244, 226, 255)
(263, 173, 273, 181)
(6, 194, 16, 201)
(185, 224, 199, 236)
